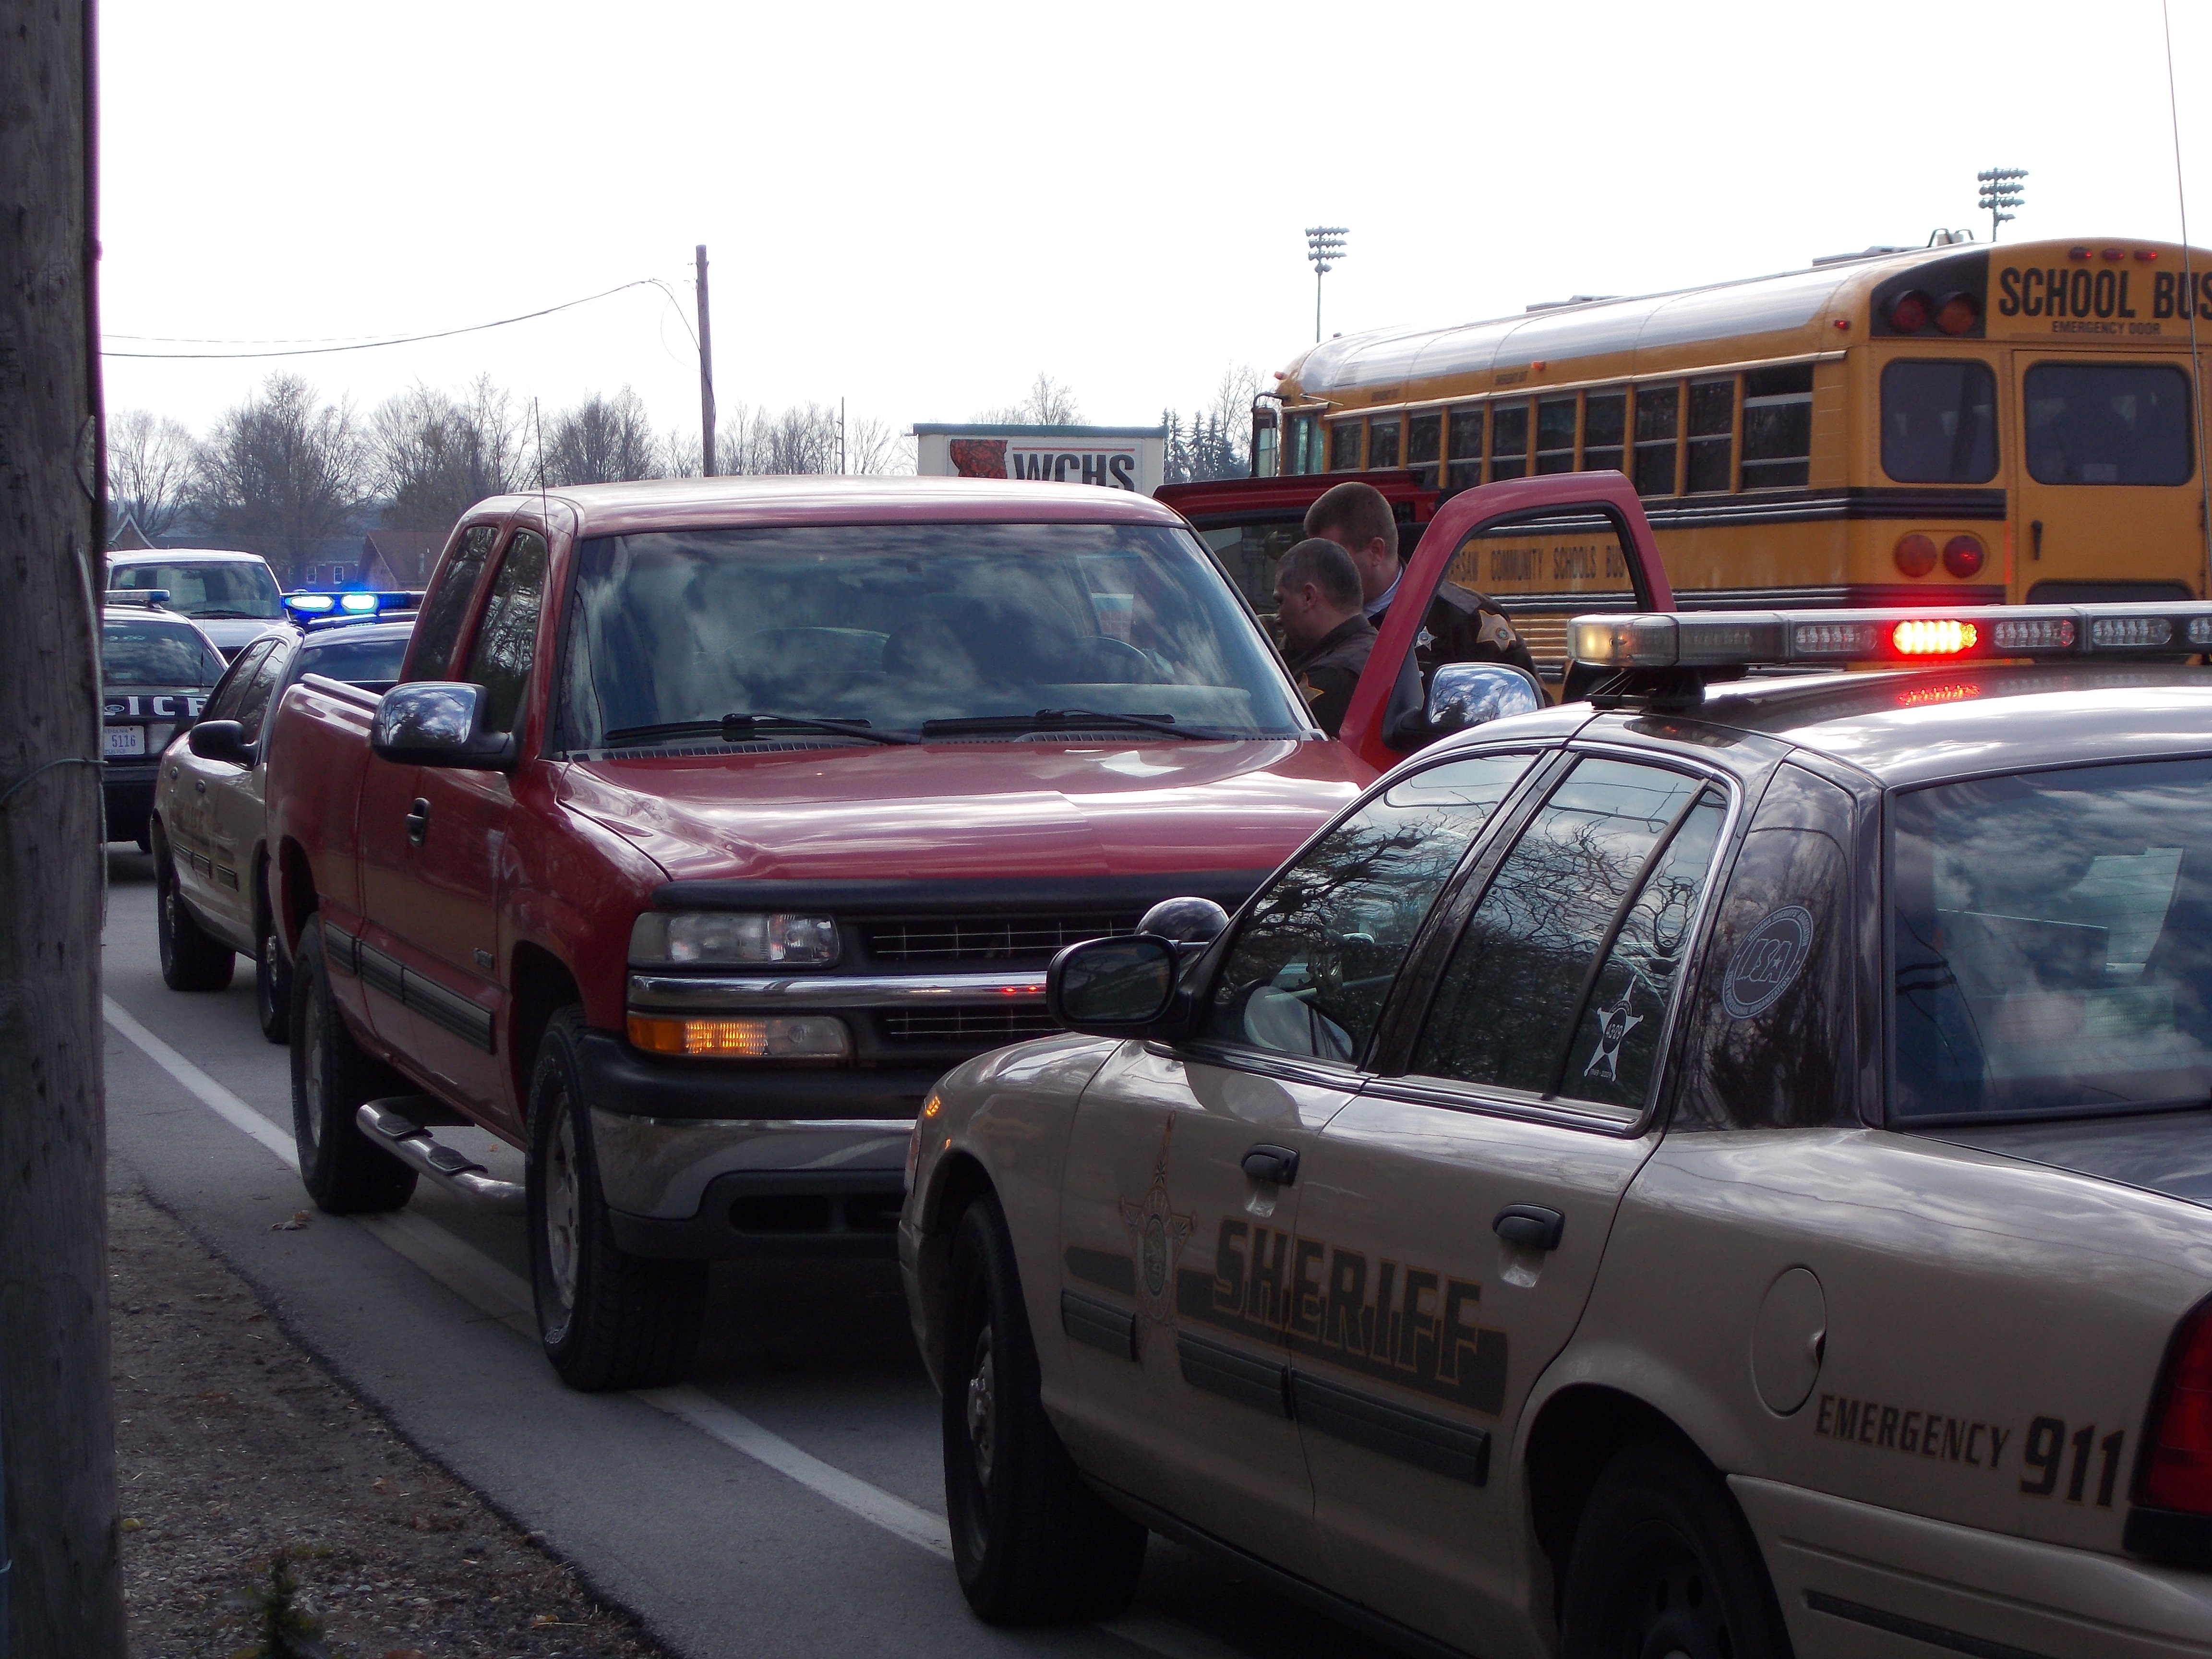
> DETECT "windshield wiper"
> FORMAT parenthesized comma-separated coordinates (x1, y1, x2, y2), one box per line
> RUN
(919, 708, 1228, 741)
(193, 608, 271, 619)
(602, 713, 920, 748)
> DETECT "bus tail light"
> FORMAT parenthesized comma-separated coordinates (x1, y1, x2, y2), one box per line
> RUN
(1887, 290, 1933, 333)
(1942, 535, 1985, 578)
(1894, 533, 1938, 577)
(1935, 293, 1981, 336)
(2140, 1299, 2212, 1516)
(1891, 619, 1978, 656)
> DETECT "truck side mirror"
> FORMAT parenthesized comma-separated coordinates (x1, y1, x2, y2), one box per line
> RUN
(371, 682, 518, 772)
(1048, 936, 1179, 1034)
(186, 719, 252, 768)
(1426, 662, 1545, 735)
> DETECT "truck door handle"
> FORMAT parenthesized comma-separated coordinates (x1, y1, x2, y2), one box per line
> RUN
(1241, 1144, 1299, 1186)
(1494, 1205, 1565, 1251)
(405, 797, 431, 847)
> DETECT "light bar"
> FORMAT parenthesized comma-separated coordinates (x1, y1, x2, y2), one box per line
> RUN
(1571, 602, 2212, 672)
(283, 589, 425, 623)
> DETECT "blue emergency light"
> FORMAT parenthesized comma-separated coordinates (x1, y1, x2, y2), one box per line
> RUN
(283, 590, 425, 624)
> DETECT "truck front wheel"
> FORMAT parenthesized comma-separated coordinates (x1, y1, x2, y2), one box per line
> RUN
(289, 918, 417, 1214)
(527, 1008, 706, 1392)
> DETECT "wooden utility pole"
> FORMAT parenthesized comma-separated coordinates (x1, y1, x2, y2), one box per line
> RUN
(0, 0, 129, 1652)
(695, 243, 717, 476)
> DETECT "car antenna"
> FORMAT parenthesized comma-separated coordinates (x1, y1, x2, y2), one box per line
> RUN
(2163, 0, 2212, 598)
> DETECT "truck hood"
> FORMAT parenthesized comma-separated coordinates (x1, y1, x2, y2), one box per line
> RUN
(556, 738, 1371, 885)
(1929, 1111, 2212, 1208)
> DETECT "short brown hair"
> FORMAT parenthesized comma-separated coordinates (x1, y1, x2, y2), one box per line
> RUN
(1277, 538, 1363, 611)
(1304, 481, 1398, 563)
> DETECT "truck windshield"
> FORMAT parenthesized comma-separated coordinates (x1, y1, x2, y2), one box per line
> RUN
(554, 522, 1311, 750)
(109, 560, 284, 620)
(1891, 756, 2212, 1122)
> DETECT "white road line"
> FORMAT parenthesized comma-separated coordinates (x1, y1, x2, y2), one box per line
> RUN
(103, 998, 1240, 1659)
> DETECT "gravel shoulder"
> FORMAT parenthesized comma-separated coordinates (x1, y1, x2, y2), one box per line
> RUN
(111, 1176, 667, 1659)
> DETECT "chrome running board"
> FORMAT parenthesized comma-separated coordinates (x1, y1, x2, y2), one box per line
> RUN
(357, 1097, 526, 1214)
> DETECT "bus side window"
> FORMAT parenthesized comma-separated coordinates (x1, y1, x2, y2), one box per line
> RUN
(1491, 399, 1531, 481)
(1287, 413, 1317, 475)
(1584, 388, 1628, 476)
(1330, 419, 1364, 471)
(1446, 404, 1484, 492)
(1741, 364, 1814, 490)
(1635, 384, 1680, 496)
(1537, 396, 1577, 474)
(1406, 412, 1442, 490)
(1881, 361, 1998, 484)
(1369, 416, 1402, 469)
(1686, 377, 1735, 493)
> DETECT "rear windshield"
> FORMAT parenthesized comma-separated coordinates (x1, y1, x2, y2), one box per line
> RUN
(1880, 360, 1999, 484)
(101, 617, 226, 687)
(296, 630, 411, 687)
(2024, 362, 2194, 486)
(554, 522, 1309, 751)
(108, 560, 284, 620)
(1891, 757, 2212, 1121)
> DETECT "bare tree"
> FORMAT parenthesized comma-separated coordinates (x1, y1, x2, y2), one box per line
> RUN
(369, 375, 522, 530)
(193, 373, 369, 566)
(847, 415, 914, 476)
(1, 0, 131, 1649)
(982, 372, 1081, 426)
(661, 427, 702, 479)
(104, 408, 196, 542)
(545, 386, 663, 485)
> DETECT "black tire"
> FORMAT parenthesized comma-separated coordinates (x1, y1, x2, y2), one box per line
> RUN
(526, 1008, 706, 1392)
(943, 1193, 1146, 1623)
(254, 896, 291, 1044)
(288, 919, 418, 1214)
(156, 844, 235, 992)
(1560, 1439, 1793, 1659)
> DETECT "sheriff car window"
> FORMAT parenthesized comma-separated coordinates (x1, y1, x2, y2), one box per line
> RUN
(405, 524, 498, 682)
(1409, 757, 1714, 1102)
(463, 530, 549, 735)
(1672, 765, 1855, 1131)
(1881, 361, 1999, 484)
(555, 522, 1308, 751)
(2024, 362, 2193, 486)
(231, 638, 293, 745)
(1891, 756, 2212, 1122)
(1198, 752, 1537, 1064)
(100, 617, 226, 687)
(200, 637, 277, 722)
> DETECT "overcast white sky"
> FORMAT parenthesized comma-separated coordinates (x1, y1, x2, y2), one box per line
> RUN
(98, 0, 2212, 445)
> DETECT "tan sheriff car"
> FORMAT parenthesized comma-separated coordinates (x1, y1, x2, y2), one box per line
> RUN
(902, 602, 2212, 1659)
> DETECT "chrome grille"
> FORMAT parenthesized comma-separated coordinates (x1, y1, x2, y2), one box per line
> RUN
(862, 914, 1137, 964)
(879, 1008, 1062, 1041)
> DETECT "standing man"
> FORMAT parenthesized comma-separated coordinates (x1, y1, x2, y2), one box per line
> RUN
(1273, 538, 1375, 738)
(1303, 480, 1543, 691)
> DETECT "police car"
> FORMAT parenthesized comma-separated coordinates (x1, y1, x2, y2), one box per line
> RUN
(901, 600, 2212, 1659)
(100, 598, 228, 850)
(151, 599, 415, 1037)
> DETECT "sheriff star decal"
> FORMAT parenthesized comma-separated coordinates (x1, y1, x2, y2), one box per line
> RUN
(1119, 1116, 1194, 1325)
(1582, 987, 1642, 1082)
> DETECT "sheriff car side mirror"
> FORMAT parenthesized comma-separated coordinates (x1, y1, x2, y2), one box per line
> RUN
(1048, 935, 1179, 1034)
(371, 683, 517, 772)
(186, 719, 252, 768)
(1426, 661, 1545, 735)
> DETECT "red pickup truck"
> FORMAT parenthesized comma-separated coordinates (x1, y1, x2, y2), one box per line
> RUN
(264, 473, 1663, 1391)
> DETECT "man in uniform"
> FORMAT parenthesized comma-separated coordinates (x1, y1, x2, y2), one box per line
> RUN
(1303, 480, 1544, 692)
(1272, 538, 1374, 738)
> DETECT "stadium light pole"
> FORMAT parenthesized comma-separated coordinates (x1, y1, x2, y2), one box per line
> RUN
(1977, 168, 2027, 243)
(1306, 226, 1348, 342)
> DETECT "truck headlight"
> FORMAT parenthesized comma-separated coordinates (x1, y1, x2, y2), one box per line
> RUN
(626, 1014, 852, 1059)
(630, 911, 840, 967)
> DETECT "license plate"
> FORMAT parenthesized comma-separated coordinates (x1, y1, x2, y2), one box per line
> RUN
(104, 725, 146, 757)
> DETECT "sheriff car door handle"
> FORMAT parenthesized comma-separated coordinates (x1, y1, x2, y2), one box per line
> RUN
(1494, 1205, 1565, 1251)
(405, 797, 431, 847)
(1241, 1144, 1299, 1186)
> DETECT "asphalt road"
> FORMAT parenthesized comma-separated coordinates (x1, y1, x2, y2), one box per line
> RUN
(99, 848, 1405, 1659)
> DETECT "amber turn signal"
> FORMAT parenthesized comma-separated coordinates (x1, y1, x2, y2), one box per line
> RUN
(1894, 533, 1938, 578)
(626, 1013, 851, 1059)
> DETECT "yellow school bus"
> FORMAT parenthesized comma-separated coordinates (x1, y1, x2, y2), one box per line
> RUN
(1260, 237, 2212, 674)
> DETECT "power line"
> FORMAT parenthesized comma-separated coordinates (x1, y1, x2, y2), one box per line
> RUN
(99, 277, 673, 360)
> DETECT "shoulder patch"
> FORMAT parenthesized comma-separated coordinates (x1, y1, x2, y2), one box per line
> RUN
(1722, 905, 1814, 1018)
